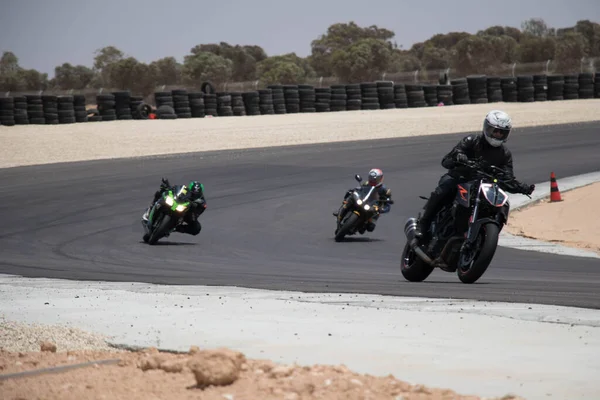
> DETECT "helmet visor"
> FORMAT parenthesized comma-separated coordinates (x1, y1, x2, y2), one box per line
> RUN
(484, 124, 510, 141)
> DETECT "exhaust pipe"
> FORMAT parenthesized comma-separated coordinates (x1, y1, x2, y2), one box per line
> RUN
(404, 218, 418, 241)
(404, 217, 434, 264)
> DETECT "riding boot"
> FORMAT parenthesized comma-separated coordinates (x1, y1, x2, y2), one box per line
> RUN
(415, 191, 447, 241)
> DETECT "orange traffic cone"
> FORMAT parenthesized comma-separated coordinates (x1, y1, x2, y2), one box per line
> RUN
(550, 172, 562, 202)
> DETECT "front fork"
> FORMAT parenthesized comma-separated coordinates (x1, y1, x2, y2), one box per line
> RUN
(461, 188, 482, 253)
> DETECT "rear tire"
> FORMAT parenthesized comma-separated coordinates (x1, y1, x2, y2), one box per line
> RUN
(457, 223, 499, 284)
(335, 213, 359, 242)
(400, 241, 435, 282)
(148, 214, 172, 245)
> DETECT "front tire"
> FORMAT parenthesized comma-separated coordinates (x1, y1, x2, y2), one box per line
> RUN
(400, 240, 435, 282)
(457, 223, 499, 284)
(148, 214, 173, 245)
(335, 213, 359, 242)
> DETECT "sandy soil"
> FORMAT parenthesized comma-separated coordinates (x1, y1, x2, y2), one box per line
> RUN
(0, 344, 523, 400)
(506, 182, 600, 255)
(0, 99, 598, 169)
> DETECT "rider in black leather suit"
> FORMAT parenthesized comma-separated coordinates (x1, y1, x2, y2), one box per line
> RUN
(414, 110, 535, 243)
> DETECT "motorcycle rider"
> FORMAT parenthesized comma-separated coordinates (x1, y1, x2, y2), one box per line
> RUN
(414, 110, 535, 243)
(142, 178, 207, 237)
(333, 168, 392, 232)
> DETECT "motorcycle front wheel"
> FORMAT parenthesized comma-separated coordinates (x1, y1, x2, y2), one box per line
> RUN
(334, 213, 359, 242)
(148, 214, 173, 245)
(456, 222, 499, 284)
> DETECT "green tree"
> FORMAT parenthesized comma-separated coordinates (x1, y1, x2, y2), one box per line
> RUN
(574, 20, 600, 57)
(54, 63, 95, 89)
(330, 38, 394, 82)
(518, 36, 556, 63)
(309, 22, 395, 76)
(183, 51, 233, 86)
(93, 46, 124, 86)
(190, 42, 267, 81)
(149, 57, 182, 85)
(257, 53, 314, 84)
(555, 32, 589, 72)
(521, 18, 551, 37)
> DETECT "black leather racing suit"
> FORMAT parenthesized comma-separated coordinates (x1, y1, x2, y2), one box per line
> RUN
(151, 185, 206, 236)
(417, 133, 532, 238)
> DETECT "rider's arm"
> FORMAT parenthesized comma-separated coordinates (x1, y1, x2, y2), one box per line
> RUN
(441, 135, 474, 169)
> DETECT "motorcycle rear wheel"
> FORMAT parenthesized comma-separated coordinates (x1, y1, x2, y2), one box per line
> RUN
(400, 241, 435, 282)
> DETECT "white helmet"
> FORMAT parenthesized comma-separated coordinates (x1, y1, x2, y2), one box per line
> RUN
(482, 110, 512, 147)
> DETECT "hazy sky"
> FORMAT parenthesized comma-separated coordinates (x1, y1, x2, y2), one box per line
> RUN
(1, 0, 599, 77)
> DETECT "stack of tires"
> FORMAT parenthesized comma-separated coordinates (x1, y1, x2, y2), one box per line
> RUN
(501, 77, 518, 102)
(0, 97, 15, 126)
(394, 84, 408, 108)
(113, 91, 133, 120)
(230, 92, 246, 116)
(43, 95, 59, 124)
(436, 84, 453, 105)
(547, 75, 565, 100)
(486, 77, 503, 103)
(422, 84, 438, 106)
(257, 89, 275, 115)
(298, 85, 316, 113)
(467, 76, 488, 103)
(13, 96, 29, 125)
(172, 89, 192, 118)
(578, 73, 594, 99)
(595, 72, 600, 98)
(360, 83, 379, 110)
(74, 95, 87, 122)
(533, 75, 548, 102)
(329, 85, 347, 111)
(57, 96, 76, 124)
(314, 87, 331, 112)
(216, 93, 234, 116)
(154, 92, 176, 119)
(517, 76, 534, 102)
(267, 85, 286, 114)
(188, 92, 206, 118)
(26, 95, 45, 124)
(283, 85, 300, 113)
(241, 92, 260, 116)
(376, 81, 395, 109)
(345, 84, 362, 111)
(563, 75, 579, 100)
(450, 78, 470, 104)
(406, 84, 426, 108)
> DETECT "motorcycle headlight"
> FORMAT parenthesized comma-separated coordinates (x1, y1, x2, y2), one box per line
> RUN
(363, 204, 371, 211)
(357, 199, 363, 205)
(175, 204, 187, 212)
(165, 196, 174, 206)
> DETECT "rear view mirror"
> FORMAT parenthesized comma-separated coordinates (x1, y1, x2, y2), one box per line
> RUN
(355, 174, 362, 182)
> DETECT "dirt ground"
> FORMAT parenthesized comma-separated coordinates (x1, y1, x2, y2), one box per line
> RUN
(0, 343, 524, 400)
(506, 182, 600, 255)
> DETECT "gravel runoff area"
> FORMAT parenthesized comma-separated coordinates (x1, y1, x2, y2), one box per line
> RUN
(1, 99, 598, 399)
(0, 99, 598, 169)
(506, 181, 600, 256)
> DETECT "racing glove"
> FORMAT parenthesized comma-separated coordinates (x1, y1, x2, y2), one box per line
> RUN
(454, 153, 468, 164)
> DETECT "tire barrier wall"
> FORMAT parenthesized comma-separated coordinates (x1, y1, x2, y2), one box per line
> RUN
(0, 72, 599, 126)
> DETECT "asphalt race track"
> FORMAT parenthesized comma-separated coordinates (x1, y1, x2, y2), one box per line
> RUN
(1, 121, 600, 309)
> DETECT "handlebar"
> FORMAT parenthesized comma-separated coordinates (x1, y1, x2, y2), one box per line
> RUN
(455, 159, 532, 198)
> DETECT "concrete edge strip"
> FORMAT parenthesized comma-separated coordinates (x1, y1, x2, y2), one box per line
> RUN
(498, 170, 600, 259)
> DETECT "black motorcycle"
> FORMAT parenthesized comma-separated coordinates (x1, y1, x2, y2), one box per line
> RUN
(334, 174, 393, 242)
(142, 180, 200, 245)
(401, 160, 532, 284)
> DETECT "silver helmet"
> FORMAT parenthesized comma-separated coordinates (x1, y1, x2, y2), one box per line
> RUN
(482, 110, 512, 147)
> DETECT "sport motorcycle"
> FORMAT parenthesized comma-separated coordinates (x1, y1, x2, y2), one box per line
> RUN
(334, 174, 393, 242)
(142, 180, 198, 245)
(401, 160, 532, 284)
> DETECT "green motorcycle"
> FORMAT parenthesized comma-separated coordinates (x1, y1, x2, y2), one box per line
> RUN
(142, 183, 194, 245)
